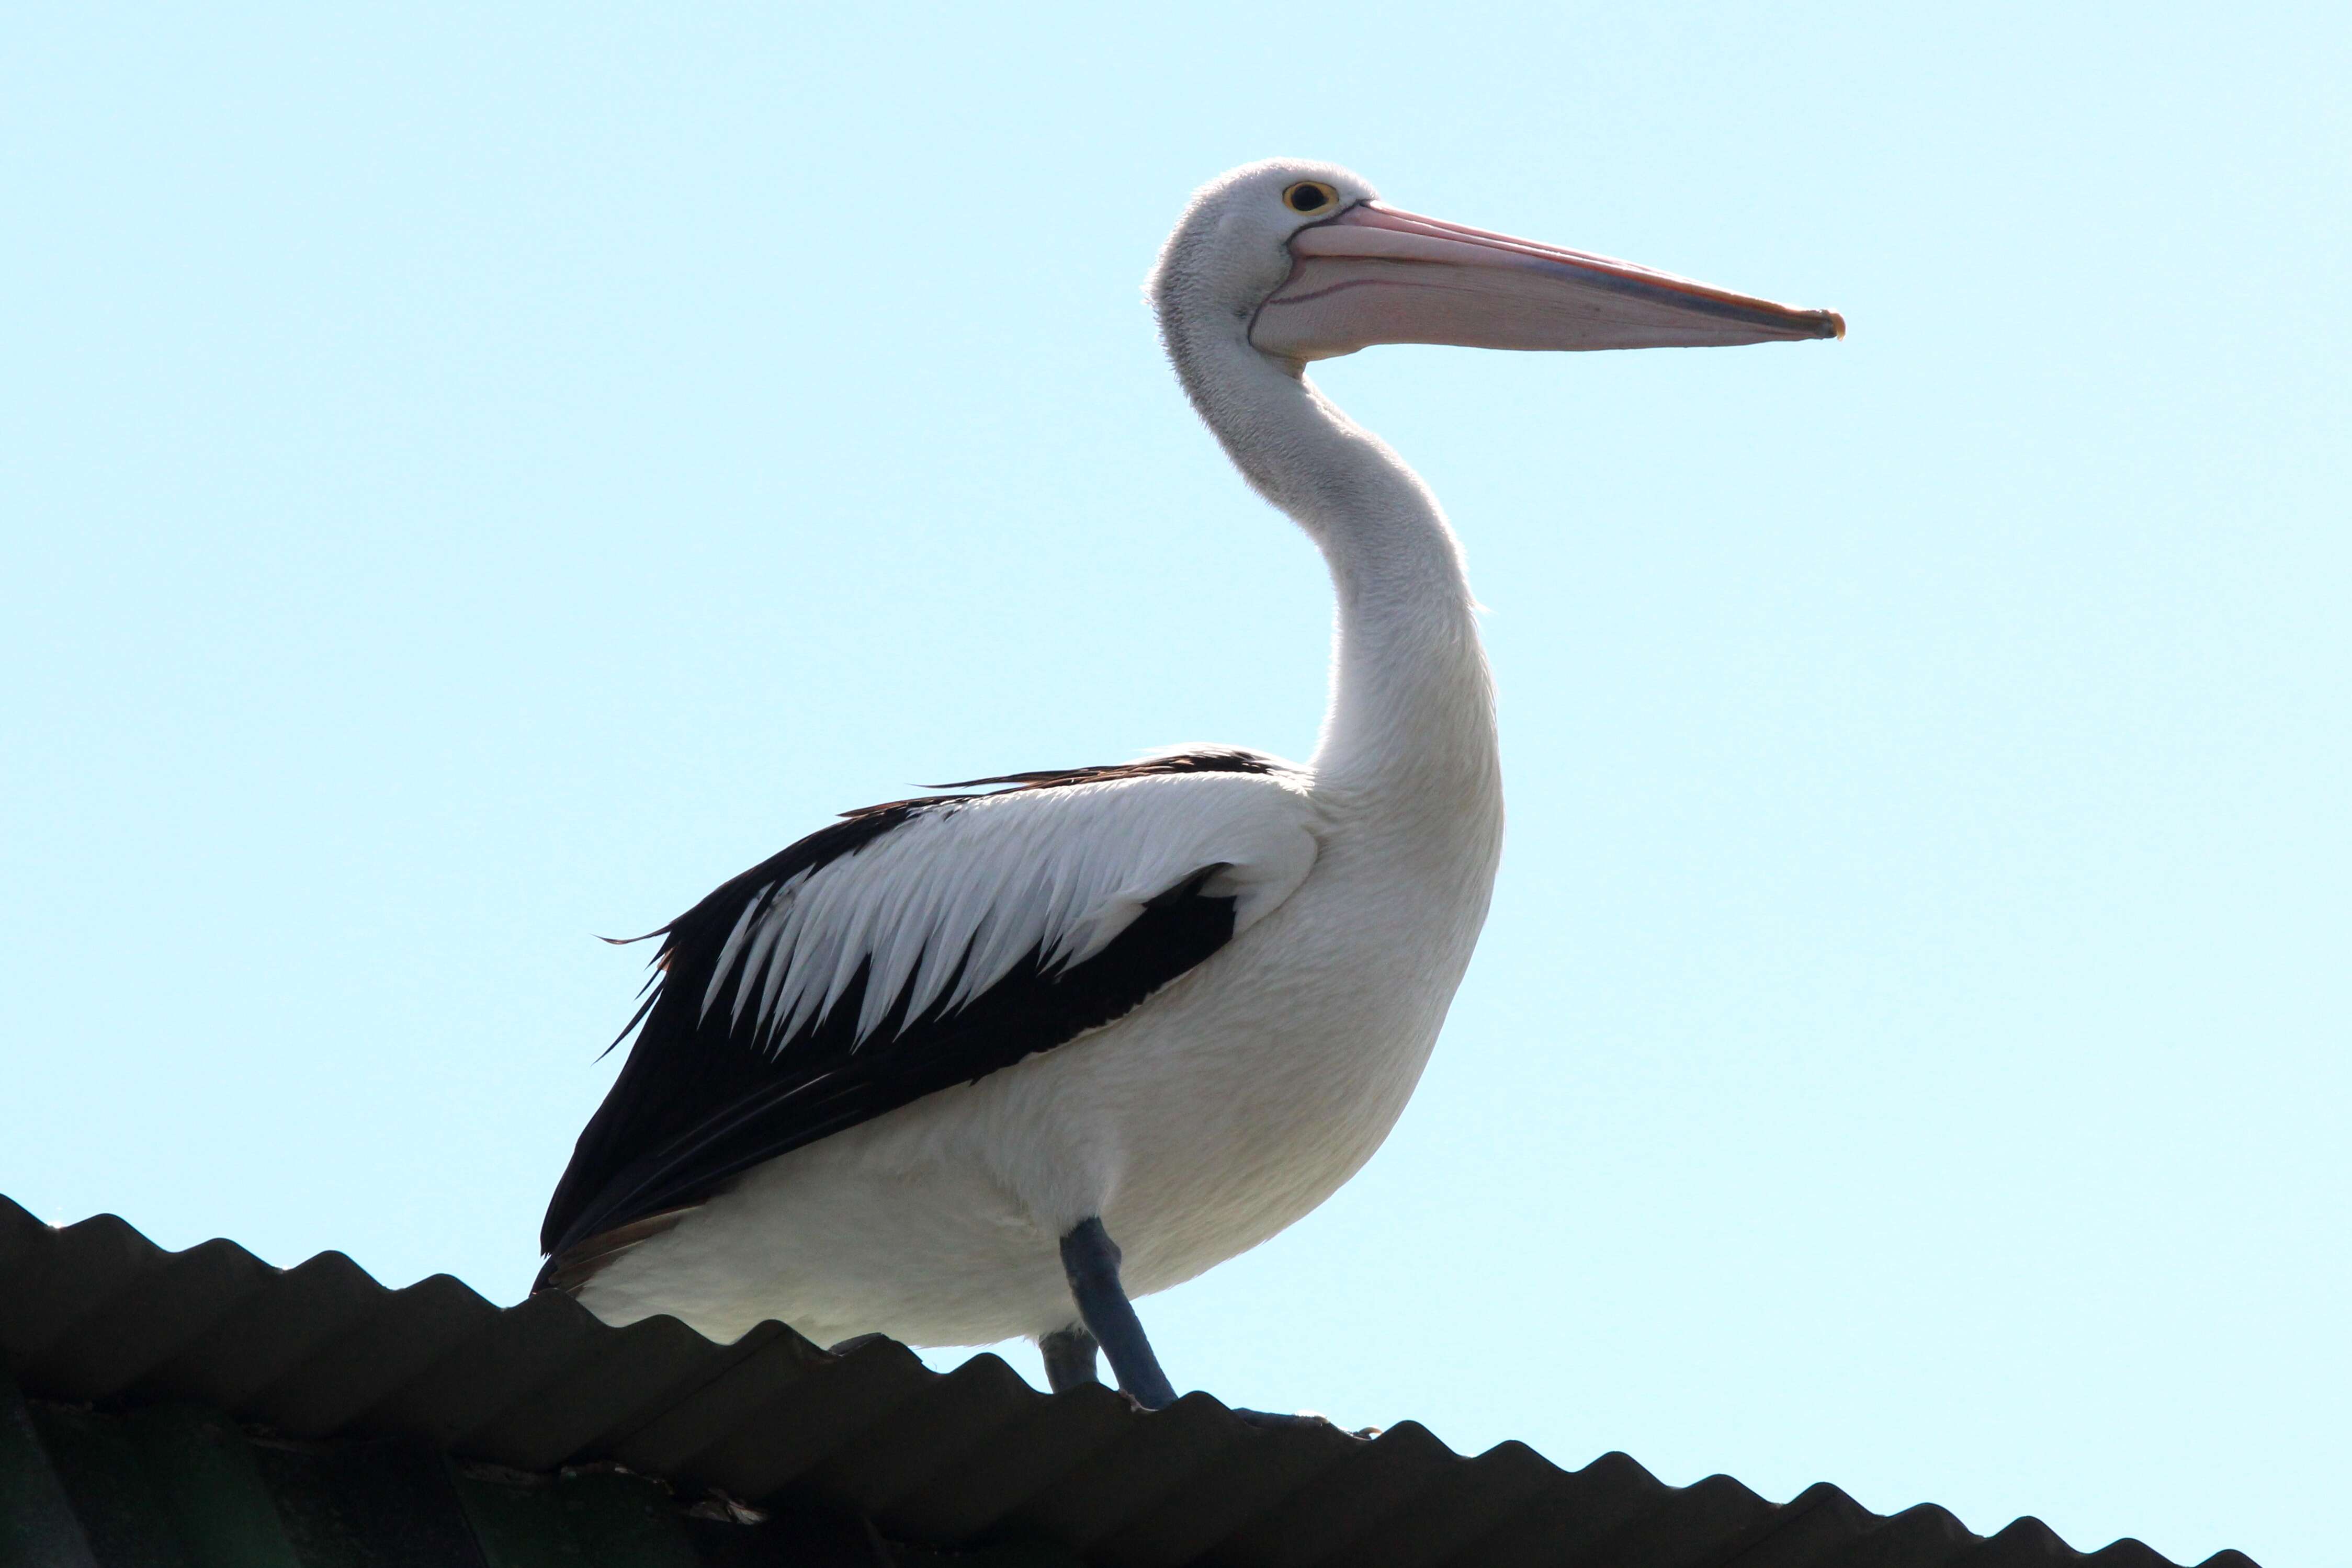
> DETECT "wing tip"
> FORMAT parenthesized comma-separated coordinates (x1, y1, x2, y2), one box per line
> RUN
(536, 1206, 699, 1296)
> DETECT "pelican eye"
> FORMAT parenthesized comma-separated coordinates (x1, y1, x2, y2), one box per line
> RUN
(1283, 181, 1338, 214)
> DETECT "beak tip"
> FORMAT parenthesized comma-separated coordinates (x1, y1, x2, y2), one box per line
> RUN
(1822, 310, 1846, 341)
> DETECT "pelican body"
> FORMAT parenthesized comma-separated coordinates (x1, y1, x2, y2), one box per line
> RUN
(538, 161, 1839, 1403)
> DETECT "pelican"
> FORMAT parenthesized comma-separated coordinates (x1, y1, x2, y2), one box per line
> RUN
(537, 160, 1839, 1411)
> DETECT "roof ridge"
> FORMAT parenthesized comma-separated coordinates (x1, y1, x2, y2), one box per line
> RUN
(0, 1196, 2259, 1568)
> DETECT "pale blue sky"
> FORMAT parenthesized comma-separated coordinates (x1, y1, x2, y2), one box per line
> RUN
(4, 5, 2344, 1564)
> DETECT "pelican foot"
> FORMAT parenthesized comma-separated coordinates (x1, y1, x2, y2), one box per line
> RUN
(685, 1489, 773, 1524)
(1039, 1323, 1102, 1392)
(1232, 1408, 1378, 1439)
(1059, 1217, 1177, 1410)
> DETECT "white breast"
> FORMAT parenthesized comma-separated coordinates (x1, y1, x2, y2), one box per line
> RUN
(573, 771, 1503, 1349)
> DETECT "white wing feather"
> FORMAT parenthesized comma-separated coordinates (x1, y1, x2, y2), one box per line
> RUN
(700, 767, 1321, 1051)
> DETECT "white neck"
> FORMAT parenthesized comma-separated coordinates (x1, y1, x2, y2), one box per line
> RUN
(1167, 329, 1499, 818)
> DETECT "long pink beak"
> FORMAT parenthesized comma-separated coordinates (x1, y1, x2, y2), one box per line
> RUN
(1250, 201, 1844, 361)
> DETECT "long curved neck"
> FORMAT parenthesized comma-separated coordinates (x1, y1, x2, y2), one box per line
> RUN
(1170, 331, 1498, 814)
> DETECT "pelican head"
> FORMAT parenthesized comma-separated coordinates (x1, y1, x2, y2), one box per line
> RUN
(1150, 157, 1841, 374)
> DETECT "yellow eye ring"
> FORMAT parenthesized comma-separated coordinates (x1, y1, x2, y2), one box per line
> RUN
(1282, 180, 1339, 215)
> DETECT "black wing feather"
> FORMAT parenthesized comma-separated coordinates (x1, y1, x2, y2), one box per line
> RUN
(537, 754, 1273, 1285)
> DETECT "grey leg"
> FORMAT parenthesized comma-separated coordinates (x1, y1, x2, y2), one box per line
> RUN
(1058, 1217, 1178, 1410)
(1038, 1324, 1101, 1392)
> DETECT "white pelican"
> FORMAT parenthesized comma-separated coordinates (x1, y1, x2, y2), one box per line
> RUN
(538, 160, 1839, 1411)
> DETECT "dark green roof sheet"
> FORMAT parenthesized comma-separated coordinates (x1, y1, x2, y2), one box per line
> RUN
(0, 1197, 2258, 1568)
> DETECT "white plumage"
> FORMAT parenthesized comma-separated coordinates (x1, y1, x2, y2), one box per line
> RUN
(702, 761, 1321, 1050)
(538, 158, 1837, 1396)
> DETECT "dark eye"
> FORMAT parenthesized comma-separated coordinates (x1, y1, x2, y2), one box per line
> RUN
(1284, 181, 1337, 214)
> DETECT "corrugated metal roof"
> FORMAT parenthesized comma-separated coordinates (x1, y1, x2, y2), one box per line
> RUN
(3, 1380, 1068, 1567)
(0, 1196, 2259, 1568)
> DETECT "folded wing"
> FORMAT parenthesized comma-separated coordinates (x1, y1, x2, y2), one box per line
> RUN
(538, 749, 1319, 1287)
